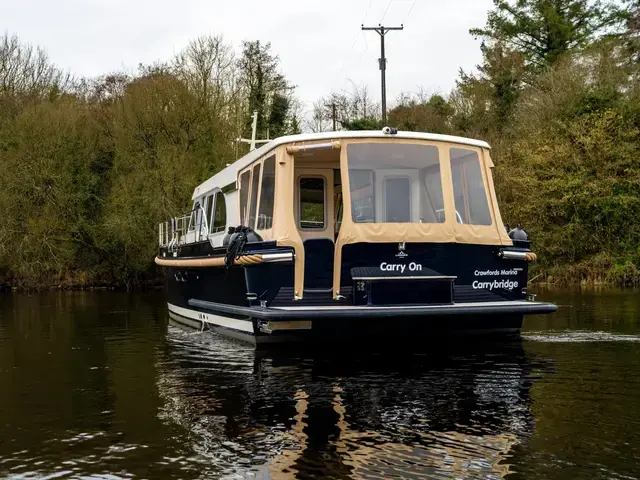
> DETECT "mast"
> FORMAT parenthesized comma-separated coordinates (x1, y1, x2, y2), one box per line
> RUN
(236, 110, 270, 153)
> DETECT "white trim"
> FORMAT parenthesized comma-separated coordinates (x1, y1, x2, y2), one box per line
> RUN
(270, 300, 540, 311)
(167, 303, 255, 333)
(192, 130, 491, 200)
(351, 276, 457, 281)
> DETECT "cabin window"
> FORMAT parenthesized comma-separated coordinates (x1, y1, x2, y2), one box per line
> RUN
(349, 170, 375, 222)
(239, 170, 251, 225)
(257, 155, 275, 230)
(384, 177, 411, 222)
(211, 191, 226, 233)
(450, 148, 492, 226)
(347, 143, 444, 223)
(248, 163, 262, 228)
(299, 177, 325, 229)
(205, 194, 213, 230)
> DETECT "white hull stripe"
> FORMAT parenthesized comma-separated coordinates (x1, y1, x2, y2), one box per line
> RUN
(167, 303, 255, 334)
(270, 300, 541, 311)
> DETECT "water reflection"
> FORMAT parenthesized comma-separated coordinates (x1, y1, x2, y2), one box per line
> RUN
(158, 321, 547, 479)
(2, 290, 639, 479)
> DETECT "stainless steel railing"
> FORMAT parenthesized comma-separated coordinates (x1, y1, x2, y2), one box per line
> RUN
(158, 205, 209, 249)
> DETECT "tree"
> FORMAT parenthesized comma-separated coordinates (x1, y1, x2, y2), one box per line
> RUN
(388, 93, 454, 133)
(0, 32, 72, 120)
(0, 97, 109, 287)
(307, 98, 333, 133)
(172, 35, 235, 113)
(452, 40, 527, 134)
(236, 41, 292, 140)
(309, 83, 381, 132)
(624, 0, 640, 65)
(471, 0, 625, 68)
(267, 93, 289, 138)
(340, 117, 383, 130)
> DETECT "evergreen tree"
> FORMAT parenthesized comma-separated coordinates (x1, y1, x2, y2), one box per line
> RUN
(267, 93, 289, 138)
(454, 40, 526, 133)
(237, 41, 292, 139)
(471, 0, 625, 68)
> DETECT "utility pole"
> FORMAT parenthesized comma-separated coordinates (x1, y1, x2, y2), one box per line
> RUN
(325, 102, 337, 131)
(361, 24, 403, 124)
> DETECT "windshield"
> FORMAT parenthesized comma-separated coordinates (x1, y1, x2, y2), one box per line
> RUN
(346, 143, 445, 224)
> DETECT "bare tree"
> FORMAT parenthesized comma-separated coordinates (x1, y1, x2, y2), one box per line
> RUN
(308, 82, 381, 132)
(306, 98, 332, 133)
(173, 35, 236, 114)
(0, 32, 71, 98)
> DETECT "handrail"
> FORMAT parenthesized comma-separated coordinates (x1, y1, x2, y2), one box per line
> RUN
(158, 204, 211, 248)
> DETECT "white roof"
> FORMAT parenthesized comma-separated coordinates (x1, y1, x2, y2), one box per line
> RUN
(192, 130, 491, 200)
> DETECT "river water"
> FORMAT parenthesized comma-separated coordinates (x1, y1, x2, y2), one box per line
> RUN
(0, 289, 639, 479)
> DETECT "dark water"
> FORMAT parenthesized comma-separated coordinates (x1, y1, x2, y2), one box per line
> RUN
(1, 289, 639, 479)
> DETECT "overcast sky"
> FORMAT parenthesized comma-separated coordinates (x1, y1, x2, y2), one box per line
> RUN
(2, 0, 494, 113)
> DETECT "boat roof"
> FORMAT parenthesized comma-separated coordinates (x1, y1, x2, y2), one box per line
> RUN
(192, 130, 491, 199)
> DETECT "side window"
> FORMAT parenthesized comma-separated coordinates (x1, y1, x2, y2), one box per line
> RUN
(205, 194, 213, 231)
(450, 148, 492, 226)
(299, 177, 325, 229)
(257, 155, 275, 230)
(248, 163, 262, 228)
(239, 170, 251, 225)
(211, 191, 226, 233)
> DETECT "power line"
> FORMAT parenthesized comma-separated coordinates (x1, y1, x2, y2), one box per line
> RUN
(403, 0, 417, 24)
(330, 0, 375, 94)
(362, 0, 374, 24)
(380, 0, 394, 23)
(358, 32, 369, 62)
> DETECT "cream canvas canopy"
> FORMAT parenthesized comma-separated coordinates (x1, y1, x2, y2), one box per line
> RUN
(199, 131, 512, 299)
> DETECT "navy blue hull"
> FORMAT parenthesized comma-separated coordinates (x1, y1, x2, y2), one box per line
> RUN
(159, 240, 555, 345)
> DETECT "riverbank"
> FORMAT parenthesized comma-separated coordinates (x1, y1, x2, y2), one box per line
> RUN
(0, 270, 164, 293)
(530, 253, 640, 288)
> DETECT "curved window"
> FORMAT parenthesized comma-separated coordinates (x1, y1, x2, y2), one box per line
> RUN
(239, 170, 251, 225)
(248, 163, 262, 228)
(211, 191, 226, 233)
(205, 194, 213, 229)
(257, 155, 276, 230)
(450, 148, 492, 226)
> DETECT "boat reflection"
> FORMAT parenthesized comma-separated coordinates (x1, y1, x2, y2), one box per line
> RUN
(158, 317, 547, 479)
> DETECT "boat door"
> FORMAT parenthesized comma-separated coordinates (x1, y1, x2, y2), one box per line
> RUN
(294, 168, 335, 291)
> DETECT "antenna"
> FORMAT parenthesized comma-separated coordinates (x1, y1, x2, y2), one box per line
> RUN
(361, 24, 403, 124)
(236, 111, 270, 152)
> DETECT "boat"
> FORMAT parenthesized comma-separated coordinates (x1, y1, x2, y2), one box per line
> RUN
(155, 127, 557, 345)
